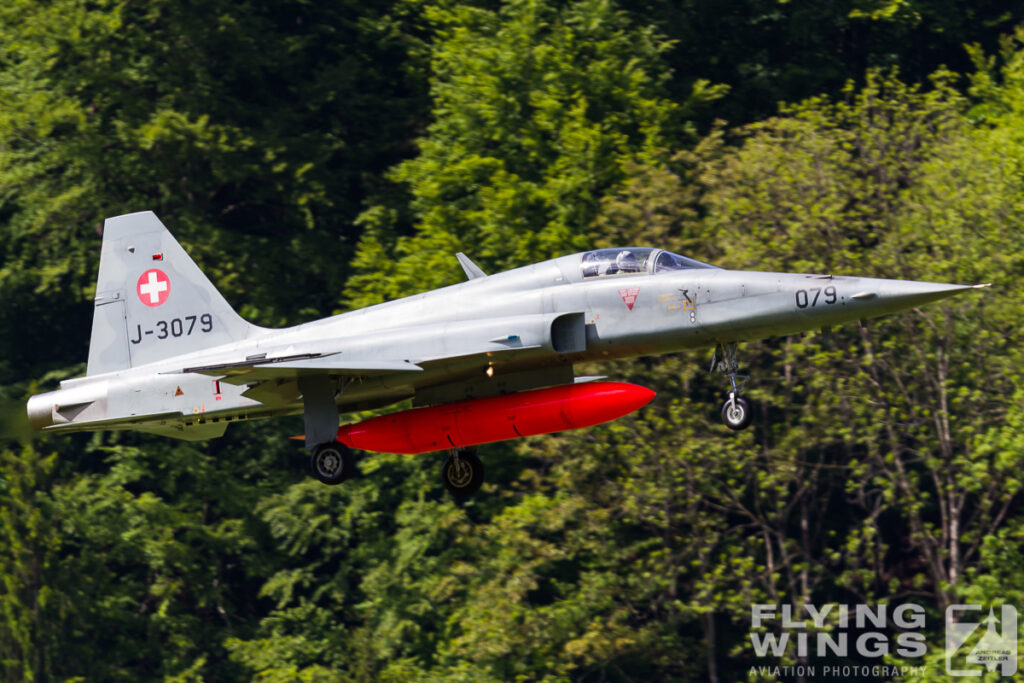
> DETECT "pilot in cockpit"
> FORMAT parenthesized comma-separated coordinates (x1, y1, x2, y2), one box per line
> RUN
(615, 249, 641, 273)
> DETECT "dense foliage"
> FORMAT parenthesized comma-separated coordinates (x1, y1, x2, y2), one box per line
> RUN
(3, 0, 1024, 680)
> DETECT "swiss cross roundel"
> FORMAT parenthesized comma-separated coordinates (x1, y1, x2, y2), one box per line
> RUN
(137, 269, 170, 307)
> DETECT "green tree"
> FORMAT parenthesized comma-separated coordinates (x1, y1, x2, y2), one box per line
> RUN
(633, 0, 1024, 126)
(345, 0, 725, 308)
(692, 66, 1024, 675)
(7, 0, 1024, 680)
(0, 0, 430, 385)
(0, 447, 57, 682)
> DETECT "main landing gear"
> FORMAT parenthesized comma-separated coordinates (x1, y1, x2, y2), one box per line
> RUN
(306, 443, 485, 497)
(712, 342, 753, 430)
(441, 447, 485, 497)
(298, 372, 485, 496)
(298, 374, 357, 485)
(309, 441, 357, 485)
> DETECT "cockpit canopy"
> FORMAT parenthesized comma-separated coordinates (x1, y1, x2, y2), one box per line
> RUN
(580, 247, 715, 278)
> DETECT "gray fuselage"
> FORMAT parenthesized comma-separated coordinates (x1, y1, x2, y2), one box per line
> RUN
(29, 247, 980, 441)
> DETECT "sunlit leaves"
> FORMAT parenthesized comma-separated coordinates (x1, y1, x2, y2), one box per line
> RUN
(344, 0, 722, 309)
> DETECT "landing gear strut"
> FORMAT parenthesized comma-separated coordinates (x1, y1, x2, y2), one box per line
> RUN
(442, 447, 484, 497)
(310, 442, 356, 485)
(711, 343, 753, 430)
(299, 374, 352, 484)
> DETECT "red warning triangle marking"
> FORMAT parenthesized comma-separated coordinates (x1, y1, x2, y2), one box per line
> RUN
(174, 386, 184, 396)
(618, 287, 640, 311)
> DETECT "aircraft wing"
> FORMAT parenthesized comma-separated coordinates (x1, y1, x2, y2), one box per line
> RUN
(182, 354, 423, 385)
(178, 311, 584, 408)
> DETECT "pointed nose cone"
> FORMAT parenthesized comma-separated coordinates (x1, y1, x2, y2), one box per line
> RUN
(854, 280, 990, 316)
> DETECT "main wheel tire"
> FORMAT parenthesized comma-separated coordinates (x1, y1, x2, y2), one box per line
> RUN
(721, 396, 753, 430)
(309, 442, 355, 485)
(441, 449, 484, 497)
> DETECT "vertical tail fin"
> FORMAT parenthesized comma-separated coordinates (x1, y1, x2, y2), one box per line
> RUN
(87, 211, 260, 375)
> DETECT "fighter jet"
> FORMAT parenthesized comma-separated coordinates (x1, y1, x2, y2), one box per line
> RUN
(27, 212, 988, 495)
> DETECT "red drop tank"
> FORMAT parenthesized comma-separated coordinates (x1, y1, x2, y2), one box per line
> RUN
(337, 381, 656, 454)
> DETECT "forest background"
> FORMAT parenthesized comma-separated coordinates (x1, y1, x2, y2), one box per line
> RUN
(3, 0, 1024, 680)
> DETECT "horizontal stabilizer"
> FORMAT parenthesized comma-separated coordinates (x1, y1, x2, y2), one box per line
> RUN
(42, 411, 182, 433)
(135, 421, 229, 441)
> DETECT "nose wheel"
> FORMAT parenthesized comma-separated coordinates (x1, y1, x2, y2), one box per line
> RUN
(442, 448, 484, 497)
(712, 343, 753, 430)
(721, 394, 752, 430)
(309, 442, 356, 485)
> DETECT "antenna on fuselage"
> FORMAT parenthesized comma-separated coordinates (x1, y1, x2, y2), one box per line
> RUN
(456, 252, 487, 280)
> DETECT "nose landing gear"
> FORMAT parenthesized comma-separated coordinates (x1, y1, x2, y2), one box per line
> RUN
(712, 343, 753, 430)
(721, 394, 752, 430)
